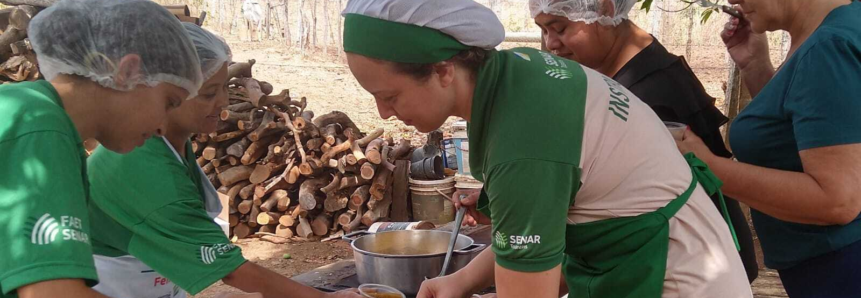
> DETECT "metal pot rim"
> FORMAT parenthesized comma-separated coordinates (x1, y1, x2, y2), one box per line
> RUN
(349, 230, 475, 258)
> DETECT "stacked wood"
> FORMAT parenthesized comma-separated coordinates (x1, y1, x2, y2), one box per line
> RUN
(211, 61, 414, 242)
(0, 4, 40, 83)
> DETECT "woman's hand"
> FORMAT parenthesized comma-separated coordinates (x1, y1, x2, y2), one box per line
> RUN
(450, 189, 491, 226)
(676, 128, 717, 164)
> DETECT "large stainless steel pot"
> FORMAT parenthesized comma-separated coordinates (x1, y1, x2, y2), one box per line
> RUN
(342, 230, 486, 295)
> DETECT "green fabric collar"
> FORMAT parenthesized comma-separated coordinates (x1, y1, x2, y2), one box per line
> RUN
(343, 13, 470, 63)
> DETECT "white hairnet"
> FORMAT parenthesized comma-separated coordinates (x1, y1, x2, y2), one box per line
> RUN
(29, 0, 203, 98)
(529, 0, 637, 26)
(343, 0, 505, 50)
(183, 23, 232, 81)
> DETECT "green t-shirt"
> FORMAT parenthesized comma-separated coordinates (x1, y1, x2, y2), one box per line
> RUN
(0, 81, 97, 297)
(729, 1, 861, 270)
(88, 137, 245, 295)
(470, 48, 585, 272)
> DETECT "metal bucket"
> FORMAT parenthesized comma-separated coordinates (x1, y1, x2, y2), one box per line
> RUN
(342, 230, 486, 295)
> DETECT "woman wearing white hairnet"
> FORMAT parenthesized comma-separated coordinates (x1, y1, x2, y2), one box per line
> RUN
(336, 0, 752, 297)
(85, 24, 362, 298)
(528, 0, 759, 283)
(0, 0, 211, 297)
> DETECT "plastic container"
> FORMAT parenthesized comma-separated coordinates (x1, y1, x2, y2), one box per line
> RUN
(409, 177, 456, 225)
(359, 283, 406, 298)
(663, 121, 687, 141)
(452, 120, 470, 176)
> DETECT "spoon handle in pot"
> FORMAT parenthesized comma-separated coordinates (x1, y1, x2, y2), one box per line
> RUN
(439, 206, 467, 277)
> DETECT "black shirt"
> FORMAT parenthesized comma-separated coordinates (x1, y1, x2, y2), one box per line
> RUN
(613, 38, 733, 158)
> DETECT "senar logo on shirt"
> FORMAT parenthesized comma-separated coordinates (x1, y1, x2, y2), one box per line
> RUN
(495, 230, 541, 251)
(197, 243, 237, 264)
(26, 213, 90, 245)
(538, 51, 572, 80)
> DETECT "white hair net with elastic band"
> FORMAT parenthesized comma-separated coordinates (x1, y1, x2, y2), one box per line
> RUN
(529, 0, 637, 26)
(29, 0, 203, 98)
(183, 23, 232, 81)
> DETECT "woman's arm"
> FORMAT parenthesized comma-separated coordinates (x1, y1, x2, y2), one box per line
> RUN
(679, 134, 861, 225)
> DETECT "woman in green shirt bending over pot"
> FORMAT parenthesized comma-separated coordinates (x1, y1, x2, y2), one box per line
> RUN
(341, 0, 752, 297)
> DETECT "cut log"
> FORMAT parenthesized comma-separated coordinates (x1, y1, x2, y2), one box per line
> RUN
(202, 141, 218, 160)
(275, 224, 294, 238)
(218, 165, 254, 186)
(321, 128, 354, 162)
(248, 205, 261, 227)
(390, 139, 412, 160)
(257, 212, 281, 225)
(311, 214, 331, 236)
(323, 124, 341, 145)
(320, 173, 343, 194)
(227, 181, 251, 205)
(276, 110, 307, 164)
(370, 167, 392, 201)
(248, 110, 275, 141)
(298, 177, 328, 211)
(270, 189, 291, 212)
(258, 225, 277, 234)
(226, 138, 251, 158)
(213, 130, 246, 142)
(238, 199, 253, 214)
(305, 138, 324, 151)
(226, 102, 255, 113)
(360, 163, 377, 180)
(241, 137, 276, 165)
(324, 190, 349, 213)
(259, 89, 291, 108)
(238, 117, 263, 131)
(227, 59, 255, 80)
(320, 143, 332, 155)
(279, 214, 296, 227)
(356, 128, 384, 147)
(298, 158, 324, 176)
(365, 138, 384, 165)
(239, 183, 257, 200)
(229, 214, 240, 227)
(296, 216, 313, 238)
(312, 111, 361, 137)
(292, 115, 306, 131)
(259, 81, 274, 95)
(262, 137, 287, 164)
(216, 121, 237, 134)
(379, 145, 396, 172)
(234, 222, 252, 239)
(345, 154, 358, 165)
(390, 160, 411, 222)
(349, 185, 371, 211)
(256, 175, 290, 199)
(362, 184, 393, 226)
(250, 162, 287, 184)
(238, 78, 265, 107)
(287, 165, 301, 184)
(345, 204, 364, 233)
(338, 210, 355, 227)
(290, 205, 307, 220)
(219, 110, 251, 123)
(228, 156, 240, 166)
(202, 162, 215, 175)
(340, 175, 370, 190)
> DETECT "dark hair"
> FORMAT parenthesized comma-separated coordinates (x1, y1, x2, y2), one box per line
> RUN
(392, 47, 492, 81)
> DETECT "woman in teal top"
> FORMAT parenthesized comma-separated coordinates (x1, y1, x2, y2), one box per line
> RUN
(87, 24, 362, 298)
(0, 1, 205, 298)
(678, 1, 861, 297)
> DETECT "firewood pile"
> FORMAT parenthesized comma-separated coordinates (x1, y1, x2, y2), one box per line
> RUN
(201, 59, 415, 243)
(0, 2, 202, 84)
(0, 3, 40, 83)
